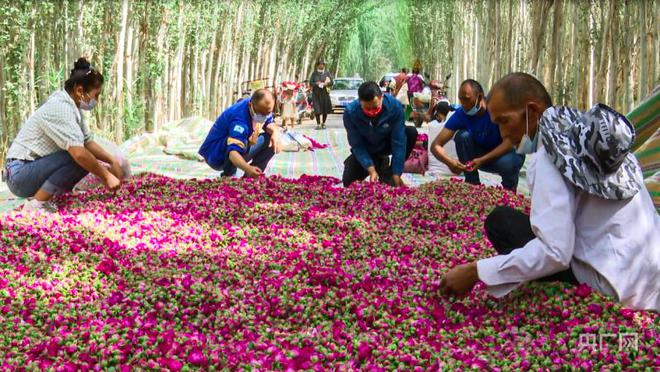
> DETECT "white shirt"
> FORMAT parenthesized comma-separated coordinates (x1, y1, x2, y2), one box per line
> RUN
(6, 90, 93, 161)
(477, 142, 660, 312)
(427, 113, 456, 177)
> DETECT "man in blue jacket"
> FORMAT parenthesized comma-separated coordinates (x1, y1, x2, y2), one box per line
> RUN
(342, 81, 417, 187)
(199, 89, 281, 178)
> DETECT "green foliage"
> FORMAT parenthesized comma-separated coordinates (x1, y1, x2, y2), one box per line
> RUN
(0, 0, 373, 151)
(123, 99, 145, 140)
(40, 66, 65, 93)
(339, 0, 417, 81)
(0, 0, 655, 157)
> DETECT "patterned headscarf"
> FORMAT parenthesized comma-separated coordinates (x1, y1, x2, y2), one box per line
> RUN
(540, 104, 644, 200)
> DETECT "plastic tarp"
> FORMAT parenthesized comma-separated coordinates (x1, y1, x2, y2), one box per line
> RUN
(629, 85, 660, 209)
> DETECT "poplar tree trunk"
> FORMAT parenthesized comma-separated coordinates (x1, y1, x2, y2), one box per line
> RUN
(638, 0, 648, 99)
(28, 8, 36, 114)
(547, 0, 563, 91)
(125, 22, 135, 111)
(606, 0, 619, 107)
(528, 0, 554, 75)
(506, 0, 514, 72)
(114, 0, 129, 143)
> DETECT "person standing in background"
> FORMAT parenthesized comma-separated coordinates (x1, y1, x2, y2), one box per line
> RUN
(393, 68, 409, 98)
(280, 84, 297, 131)
(406, 62, 425, 103)
(309, 60, 333, 130)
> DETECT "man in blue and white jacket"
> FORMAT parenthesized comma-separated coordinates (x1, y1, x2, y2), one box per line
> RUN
(199, 89, 281, 178)
(342, 81, 417, 187)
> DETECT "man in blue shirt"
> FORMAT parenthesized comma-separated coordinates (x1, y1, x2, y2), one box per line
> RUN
(199, 89, 282, 178)
(430, 79, 524, 191)
(343, 81, 418, 187)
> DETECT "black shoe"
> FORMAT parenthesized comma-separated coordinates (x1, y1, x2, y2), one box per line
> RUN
(321, 123, 326, 129)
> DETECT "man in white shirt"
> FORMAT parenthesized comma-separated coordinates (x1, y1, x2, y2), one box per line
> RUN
(439, 72, 660, 312)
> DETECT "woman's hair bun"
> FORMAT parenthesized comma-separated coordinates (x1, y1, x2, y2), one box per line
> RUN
(65, 56, 104, 93)
(73, 57, 91, 72)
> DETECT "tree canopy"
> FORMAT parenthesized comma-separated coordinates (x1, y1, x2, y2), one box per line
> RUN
(0, 0, 657, 157)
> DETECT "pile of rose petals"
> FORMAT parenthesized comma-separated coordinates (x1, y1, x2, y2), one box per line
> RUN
(0, 174, 657, 370)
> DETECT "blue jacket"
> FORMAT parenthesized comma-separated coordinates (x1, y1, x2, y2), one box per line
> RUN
(198, 99, 273, 169)
(343, 94, 406, 175)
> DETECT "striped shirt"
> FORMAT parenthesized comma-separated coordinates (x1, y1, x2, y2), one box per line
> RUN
(6, 90, 93, 161)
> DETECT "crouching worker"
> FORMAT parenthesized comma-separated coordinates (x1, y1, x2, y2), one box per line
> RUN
(431, 79, 524, 191)
(439, 73, 659, 311)
(343, 81, 417, 187)
(199, 89, 282, 178)
(3, 58, 123, 212)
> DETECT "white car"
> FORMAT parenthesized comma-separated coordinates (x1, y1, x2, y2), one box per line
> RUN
(379, 72, 399, 92)
(330, 77, 363, 111)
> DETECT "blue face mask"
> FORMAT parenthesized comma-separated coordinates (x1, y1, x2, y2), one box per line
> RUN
(516, 106, 539, 154)
(465, 96, 481, 116)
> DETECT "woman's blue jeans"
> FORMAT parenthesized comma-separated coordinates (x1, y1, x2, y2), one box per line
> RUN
(5, 151, 88, 198)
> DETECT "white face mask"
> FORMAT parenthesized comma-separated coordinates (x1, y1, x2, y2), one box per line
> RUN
(79, 93, 97, 111)
(250, 103, 271, 124)
(516, 106, 538, 154)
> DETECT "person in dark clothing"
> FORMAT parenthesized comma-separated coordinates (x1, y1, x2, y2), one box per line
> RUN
(483, 206, 579, 284)
(309, 60, 333, 129)
(342, 81, 417, 187)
